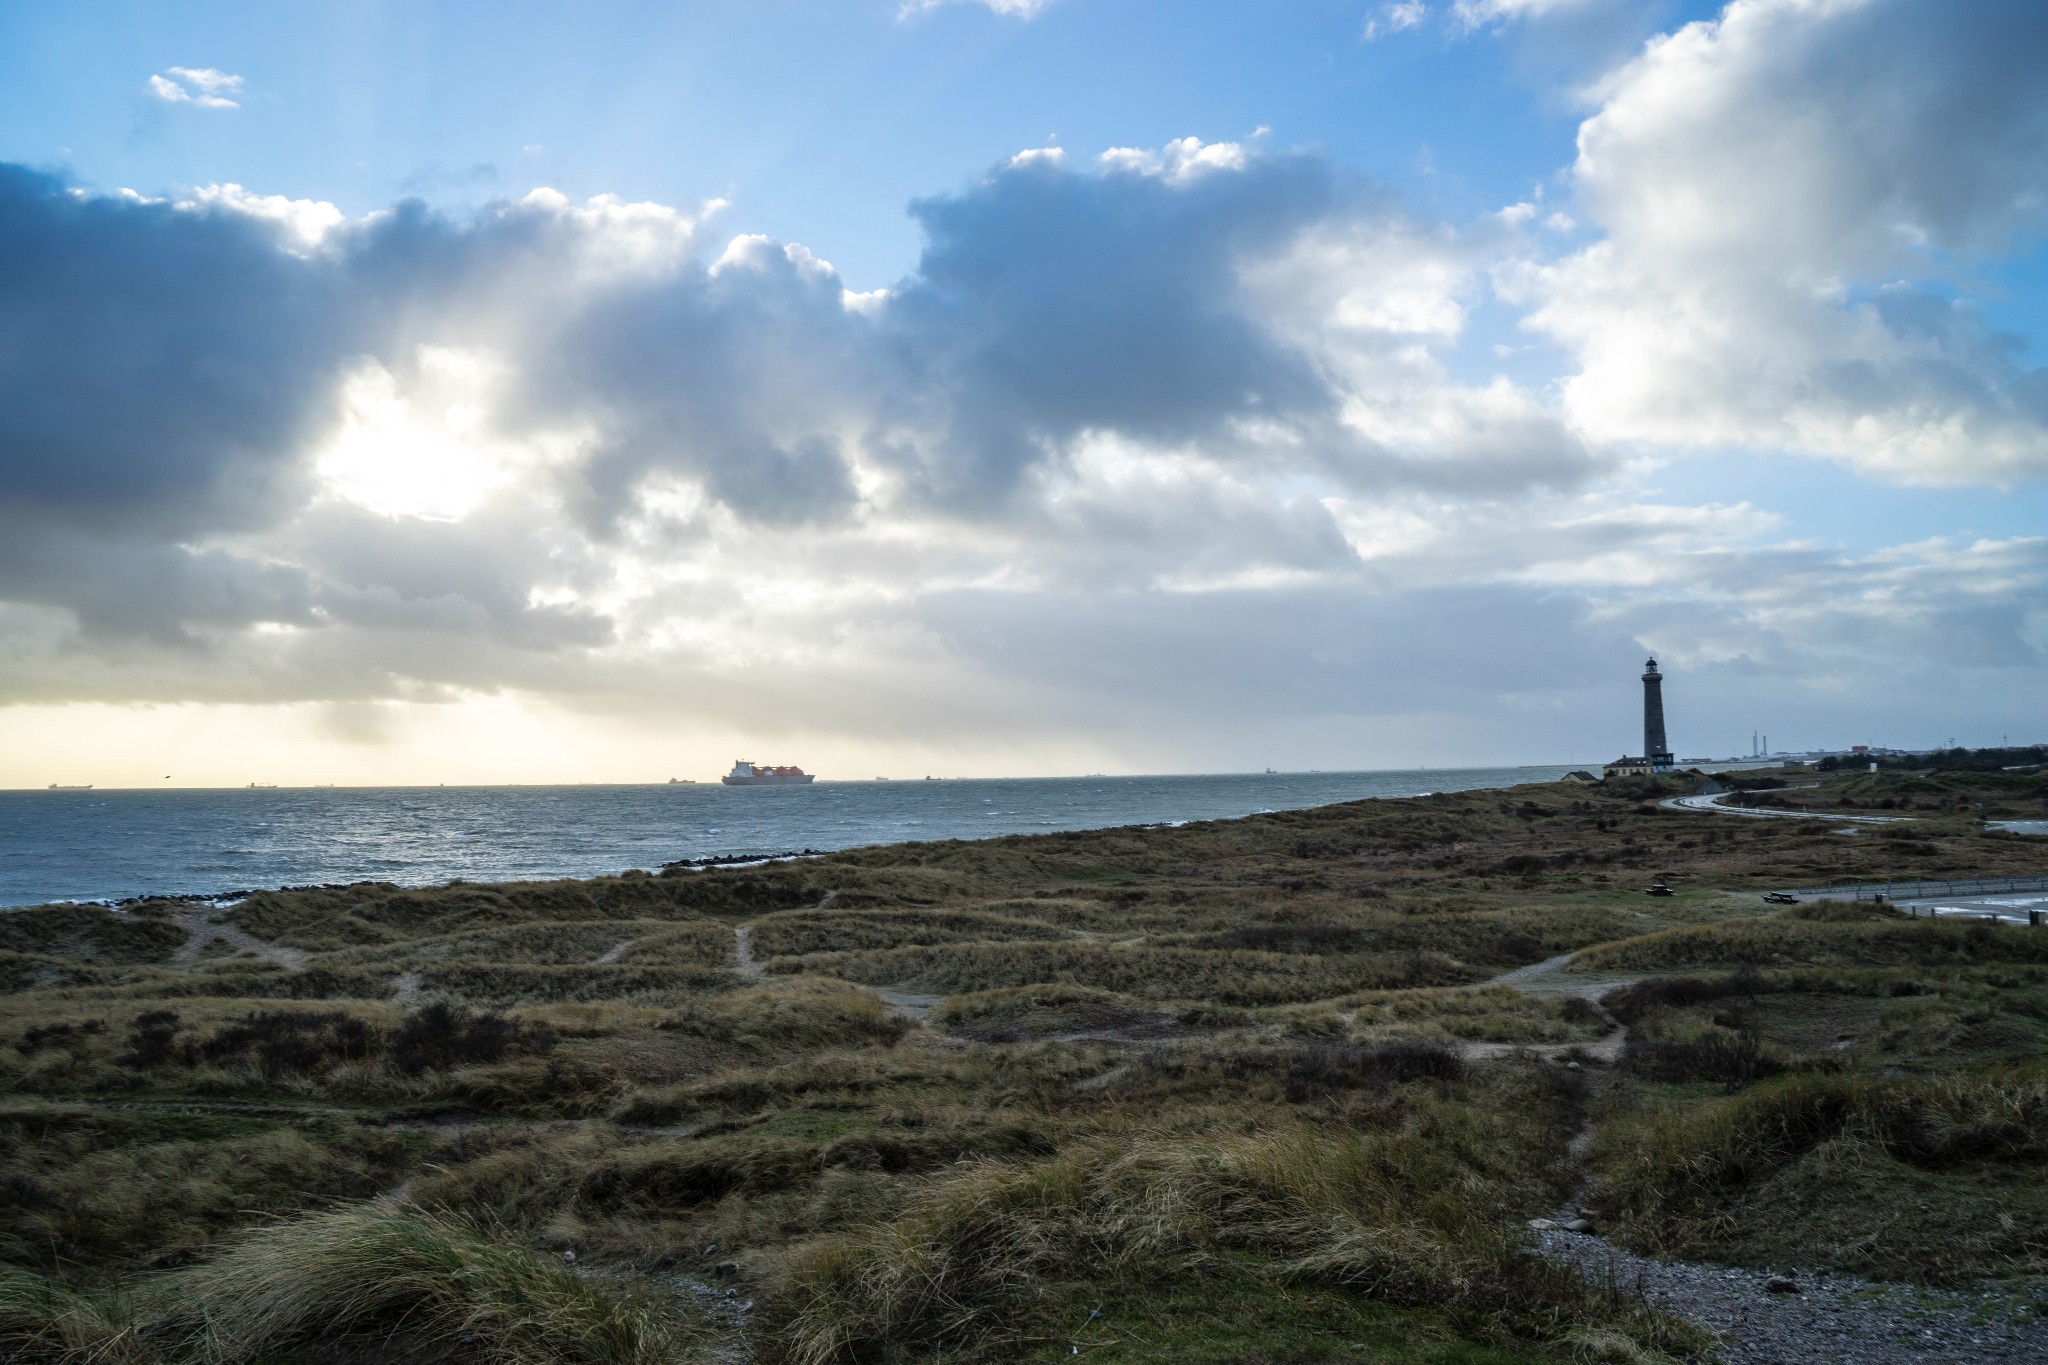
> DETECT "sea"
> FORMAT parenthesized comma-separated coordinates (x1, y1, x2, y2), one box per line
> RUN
(0, 765, 1596, 908)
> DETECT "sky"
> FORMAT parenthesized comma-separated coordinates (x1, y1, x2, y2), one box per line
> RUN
(0, 0, 2044, 787)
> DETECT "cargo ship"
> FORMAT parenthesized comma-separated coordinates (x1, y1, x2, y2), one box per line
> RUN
(721, 761, 815, 786)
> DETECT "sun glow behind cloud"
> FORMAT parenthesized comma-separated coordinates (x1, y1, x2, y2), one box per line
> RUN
(314, 348, 582, 522)
(2, 0, 2046, 788)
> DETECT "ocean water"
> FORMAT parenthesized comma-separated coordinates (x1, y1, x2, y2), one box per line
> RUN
(0, 766, 1587, 907)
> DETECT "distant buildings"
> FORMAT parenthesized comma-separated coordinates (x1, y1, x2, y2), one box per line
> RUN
(1604, 658, 1678, 779)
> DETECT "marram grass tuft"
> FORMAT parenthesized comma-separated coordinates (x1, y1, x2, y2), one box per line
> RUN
(153, 1207, 702, 1364)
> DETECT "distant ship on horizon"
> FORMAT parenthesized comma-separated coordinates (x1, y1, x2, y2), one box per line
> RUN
(47, 783, 92, 790)
(721, 760, 815, 786)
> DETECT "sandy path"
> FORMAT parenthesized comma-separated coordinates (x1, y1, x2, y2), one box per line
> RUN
(170, 903, 306, 970)
(732, 925, 764, 978)
(595, 934, 646, 964)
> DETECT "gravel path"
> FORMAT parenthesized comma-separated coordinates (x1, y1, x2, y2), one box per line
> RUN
(1536, 1225, 2048, 1363)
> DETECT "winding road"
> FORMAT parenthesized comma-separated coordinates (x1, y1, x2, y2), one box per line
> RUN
(1663, 790, 1909, 824)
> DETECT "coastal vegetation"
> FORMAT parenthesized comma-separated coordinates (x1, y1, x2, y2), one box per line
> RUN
(1, 764, 2045, 1362)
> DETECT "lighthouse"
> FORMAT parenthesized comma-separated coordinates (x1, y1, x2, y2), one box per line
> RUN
(1642, 658, 1674, 771)
(1603, 657, 1677, 778)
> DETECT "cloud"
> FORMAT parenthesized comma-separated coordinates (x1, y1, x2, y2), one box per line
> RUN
(1364, 2, 1428, 41)
(1, 71, 2044, 770)
(1518, 0, 2048, 483)
(0, 144, 1578, 712)
(146, 67, 244, 109)
(1453, 0, 1600, 26)
(899, 0, 1055, 20)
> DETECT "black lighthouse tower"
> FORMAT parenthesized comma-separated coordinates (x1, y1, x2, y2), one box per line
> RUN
(1642, 658, 1674, 771)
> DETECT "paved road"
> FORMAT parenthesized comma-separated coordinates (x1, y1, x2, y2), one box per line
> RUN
(1891, 891, 2048, 926)
(1662, 791, 1908, 823)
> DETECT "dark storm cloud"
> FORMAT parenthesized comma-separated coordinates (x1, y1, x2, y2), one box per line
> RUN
(879, 152, 1351, 504)
(0, 166, 354, 534)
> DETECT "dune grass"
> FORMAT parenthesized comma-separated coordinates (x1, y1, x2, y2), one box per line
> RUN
(769, 941, 1484, 1004)
(1588, 1065, 2048, 1282)
(157, 1206, 701, 1364)
(1572, 917, 2048, 973)
(4, 766, 2046, 1362)
(773, 1127, 1703, 1365)
(0, 1262, 148, 1364)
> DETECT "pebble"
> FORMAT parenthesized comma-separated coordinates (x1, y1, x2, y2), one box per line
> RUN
(1536, 1226, 2048, 1363)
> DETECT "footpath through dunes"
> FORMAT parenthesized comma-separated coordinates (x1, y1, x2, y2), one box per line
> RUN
(3, 766, 2048, 1365)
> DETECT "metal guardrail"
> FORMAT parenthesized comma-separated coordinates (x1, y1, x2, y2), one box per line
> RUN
(1786, 875, 2048, 901)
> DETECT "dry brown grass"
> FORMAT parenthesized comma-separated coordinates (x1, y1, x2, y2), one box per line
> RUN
(4, 765, 2045, 1362)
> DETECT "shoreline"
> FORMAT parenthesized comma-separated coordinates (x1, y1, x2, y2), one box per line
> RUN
(0, 762, 1772, 910)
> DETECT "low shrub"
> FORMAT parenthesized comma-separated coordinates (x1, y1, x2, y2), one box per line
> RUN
(116, 1010, 184, 1069)
(199, 1009, 379, 1076)
(18, 1019, 106, 1052)
(391, 1001, 558, 1075)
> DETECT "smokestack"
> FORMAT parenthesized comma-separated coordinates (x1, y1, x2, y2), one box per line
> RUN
(1643, 658, 1671, 768)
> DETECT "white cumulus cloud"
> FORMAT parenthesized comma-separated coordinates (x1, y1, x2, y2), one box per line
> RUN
(1519, 0, 2048, 484)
